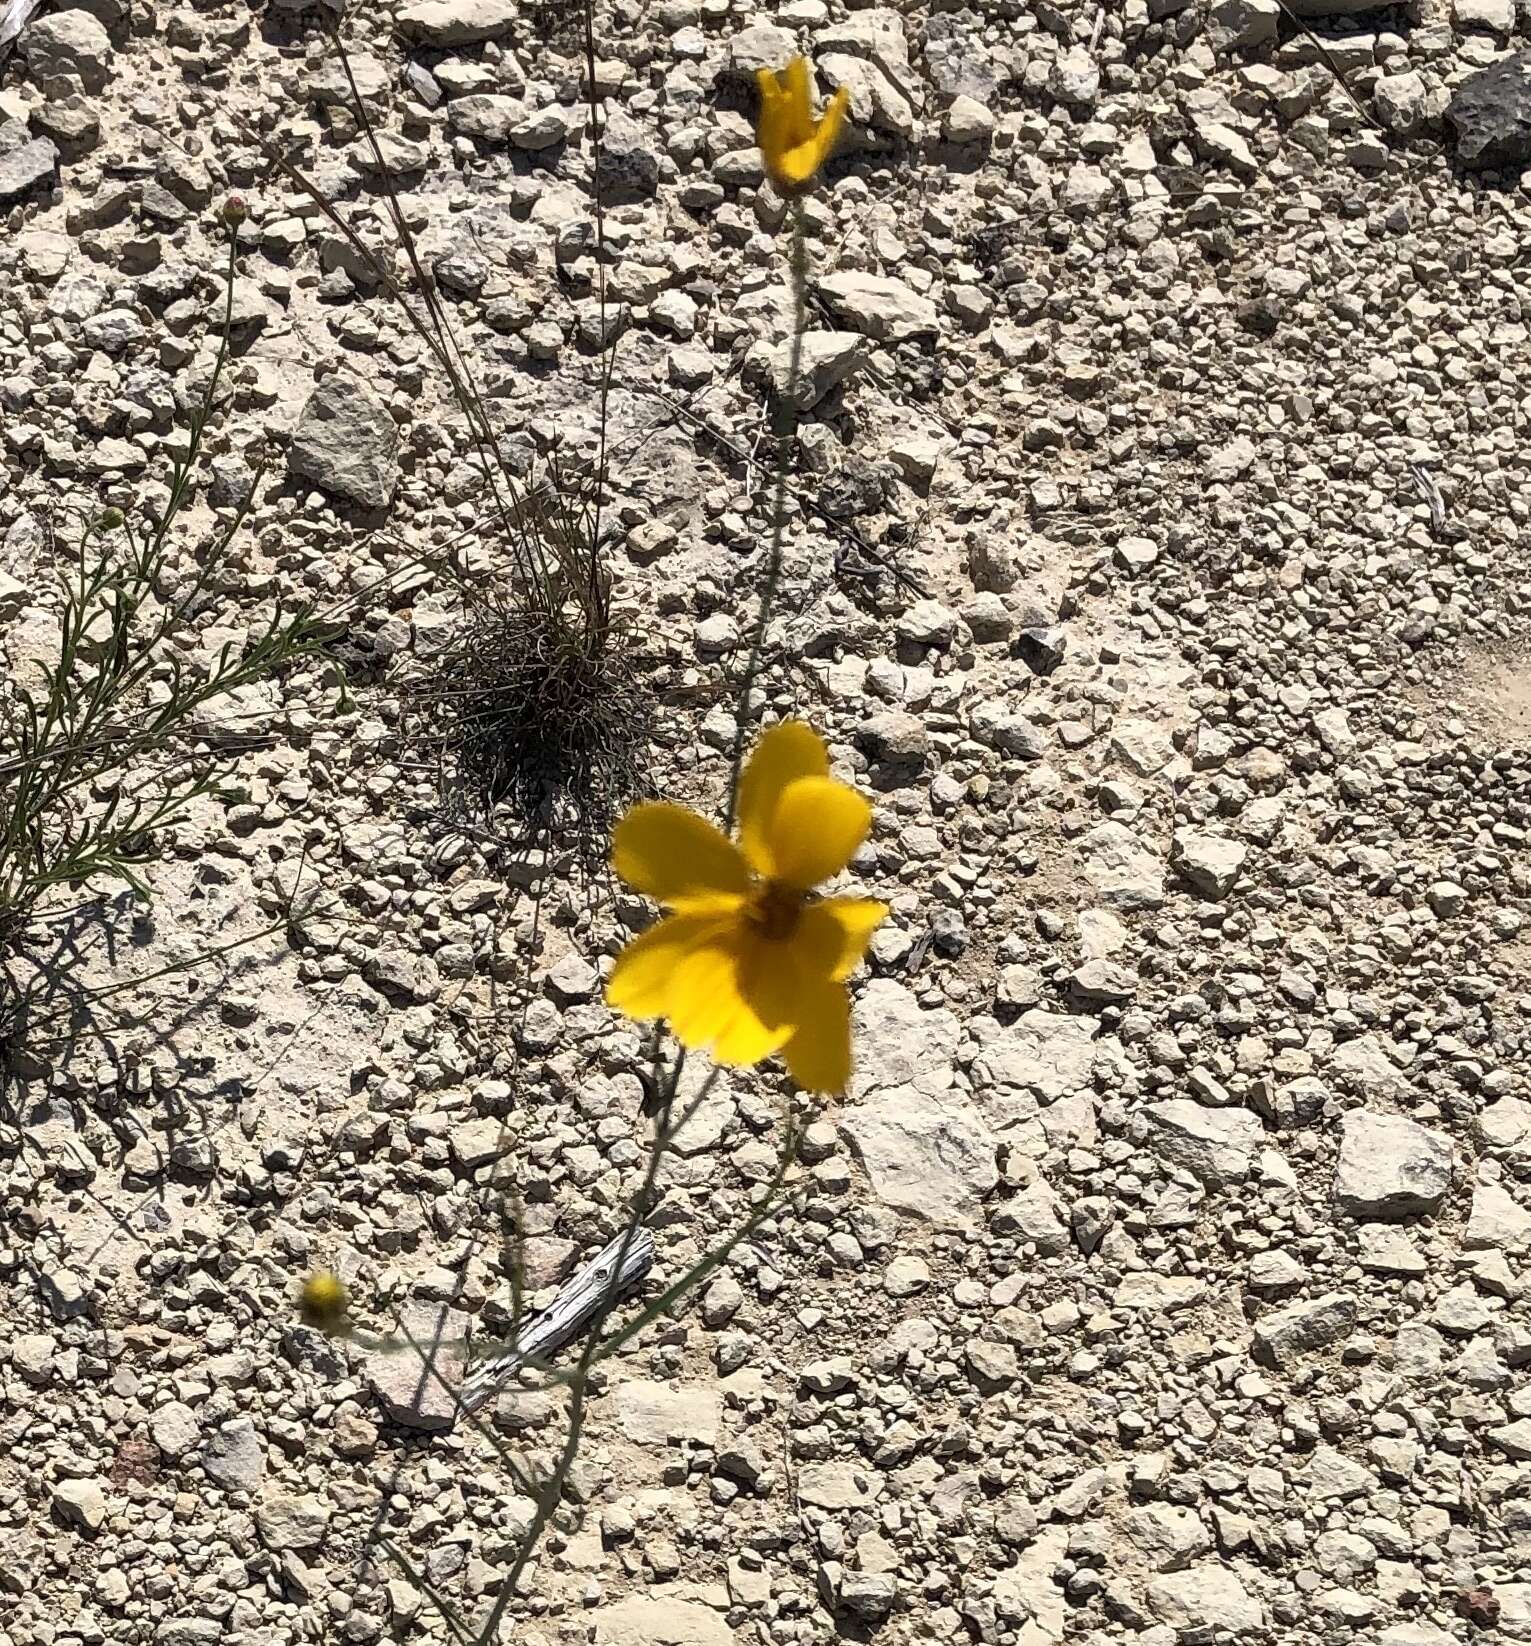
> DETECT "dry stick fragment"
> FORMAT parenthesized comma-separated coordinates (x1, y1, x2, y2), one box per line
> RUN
(0, 0, 44, 63)
(456, 1227, 657, 1414)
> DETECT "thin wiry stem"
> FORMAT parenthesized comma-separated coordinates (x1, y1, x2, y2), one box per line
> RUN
(0, 227, 325, 956)
(725, 197, 808, 833)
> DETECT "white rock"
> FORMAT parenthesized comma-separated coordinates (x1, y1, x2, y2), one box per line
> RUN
(589, 1596, 731, 1646)
(200, 1418, 266, 1493)
(1079, 821, 1165, 910)
(149, 1401, 200, 1460)
(1254, 1293, 1357, 1365)
(397, 0, 517, 44)
(52, 1478, 107, 1533)
(797, 1461, 881, 1510)
(945, 95, 995, 143)
(839, 1087, 997, 1228)
(1333, 1111, 1451, 1218)
(1206, 434, 1258, 482)
(447, 94, 525, 140)
(255, 1492, 331, 1552)
(971, 1009, 1102, 1107)
(849, 979, 958, 1099)
(1465, 1181, 1531, 1251)
(1141, 1100, 1263, 1184)
(614, 1380, 721, 1447)
(1455, 0, 1514, 29)
(19, 12, 114, 93)
(817, 272, 939, 342)
(1171, 829, 1248, 897)
(747, 331, 865, 411)
(1147, 1564, 1264, 1632)
(288, 373, 400, 509)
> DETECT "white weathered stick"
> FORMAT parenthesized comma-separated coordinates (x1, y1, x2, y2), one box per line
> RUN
(0, 0, 44, 61)
(456, 1226, 656, 1415)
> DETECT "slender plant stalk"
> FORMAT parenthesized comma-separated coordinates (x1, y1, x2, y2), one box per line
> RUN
(725, 198, 808, 832)
(0, 228, 326, 956)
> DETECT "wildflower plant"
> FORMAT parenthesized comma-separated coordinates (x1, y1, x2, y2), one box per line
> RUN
(292, 49, 859, 1646)
(0, 217, 328, 1059)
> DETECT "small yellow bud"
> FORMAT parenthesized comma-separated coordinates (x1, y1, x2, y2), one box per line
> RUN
(299, 1269, 348, 1331)
(754, 58, 849, 197)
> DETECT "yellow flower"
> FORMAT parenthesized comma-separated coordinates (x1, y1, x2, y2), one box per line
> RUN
(299, 1270, 349, 1331)
(755, 57, 850, 195)
(607, 722, 887, 1093)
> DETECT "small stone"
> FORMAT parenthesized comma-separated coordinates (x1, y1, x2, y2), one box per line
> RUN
(447, 95, 525, 141)
(945, 95, 995, 143)
(1488, 1418, 1531, 1460)
(19, 12, 114, 93)
(970, 699, 1047, 758)
(701, 1274, 743, 1326)
(149, 1401, 200, 1460)
(1465, 1182, 1531, 1252)
(200, 1418, 266, 1492)
(255, 1492, 331, 1552)
(883, 1255, 930, 1295)
(967, 1339, 1019, 1391)
(840, 1088, 996, 1230)
(365, 1303, 468, 1431)
(1375, 71, 1438, 137)
(751, 331, 864, 411)
(1254, 1293, 1358, 1365)
(39, 1266, 90, 1320)
(1307, 1444, 1377, 1502)
(1447, 50, 1531, 171)
(1209, 0, 1279, 50)
(1080, 821, 1165, 910)
(797, 1461, 879, 1510)
(1333, 1111, 1452, 1219)
(1141, 1100, 1263, 1185)
(615, 1379, 722, 1447)
(545, 952, 598, 1004)
(1147, 1564, 1264, 1632)
(817, 271, 939, 343)
(1456, 0, 1514, 30)
(287, 373, 400, 509)
(52, 1479, 107, 1534)
(588, 1596, 731, 1646)
(1171, 830, 1248, 898)
(396, 0, 517, 45)
(0, 137, 59, 206)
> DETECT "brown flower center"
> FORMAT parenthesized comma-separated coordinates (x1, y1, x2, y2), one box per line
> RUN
(745, 878, 805, 942)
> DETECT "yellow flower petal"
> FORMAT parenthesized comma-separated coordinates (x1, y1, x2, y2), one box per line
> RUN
(763, 775, 872, 891)
(783, 979, 852, 1093)
(666, 936, 752, 1050)
(782, 55, 815, 148)
(606, 914, 718, 1019)
(712, 936, 800, 1065)
(778, 141, 827, 190)
(612, 803, 749, 912)
(792, 897, 888, 981)
(815, 85, 849, 166)
(737, 720, 828, 879)
(755, 66, 787, 169)
(755, 57, 844, 194)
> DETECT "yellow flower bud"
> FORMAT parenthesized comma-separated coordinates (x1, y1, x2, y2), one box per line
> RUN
(299, 1269, 348, 1331)
(754, 57, 850, 196)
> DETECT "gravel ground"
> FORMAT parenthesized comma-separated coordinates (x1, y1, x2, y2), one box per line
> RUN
(3, 1, 1531, 1644)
